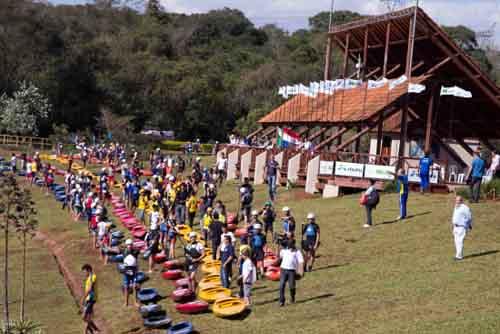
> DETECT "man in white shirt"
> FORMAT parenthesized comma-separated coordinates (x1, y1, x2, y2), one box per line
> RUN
(487, 150, 500, 177)
(279, 240, 304, 306)
(240, 247, 256, 306)
(216, 153, 228, 185)
(451, 196, 472, 260)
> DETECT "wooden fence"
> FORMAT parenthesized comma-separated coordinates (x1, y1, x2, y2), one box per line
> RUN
(0, 134, 53, 150)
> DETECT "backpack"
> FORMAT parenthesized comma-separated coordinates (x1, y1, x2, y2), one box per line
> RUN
(252, 234, 264, 248)
(304, 223, 318, 237)
(366, 190, 380, 207)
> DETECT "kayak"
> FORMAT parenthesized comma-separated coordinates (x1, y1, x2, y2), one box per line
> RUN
(175, 300, 209, 314)
(263, 255, 279, 268)
(198, 286, 231, 303)
(153, 252, 167, 263)
(265, 266, 281, 281)
(167, 321, 194, 334)
(174, 277, 191, 289)
(163, 259, 183, 270)
(139, 304, 162, 318)
(212, 297, 246, 318)
(201, 260, 221, 275)
(162, 270, 183, 280)
(234, 228, 247, 238)
(227, 213, 236, 225)
(143, 315, 172, 329)
(198, 275, 222, 290)
(176, 225, 192, 237)
(170, 288, 195, 303)
(137, 288, 159, 304)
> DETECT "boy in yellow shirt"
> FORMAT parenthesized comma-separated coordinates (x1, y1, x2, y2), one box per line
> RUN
(136, 191, 147, 225)
(201, 207, 213, 242)
(186, 193, 198, 228)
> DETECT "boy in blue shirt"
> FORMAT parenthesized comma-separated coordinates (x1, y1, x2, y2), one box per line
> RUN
(470, 150, 485, 203)
(419, 151, 433, 193)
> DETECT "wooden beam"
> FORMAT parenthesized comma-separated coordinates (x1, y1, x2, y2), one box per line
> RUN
(324, 36, 333, 81)
(456, 138, 475, 156)
(342, 33, 350, 78)
(430, 35, 500, 109)
(316, 127, 350, 151)
(349, 34, 430, 53)
(362, 28, 369, 80)
(247, 127, 264, 140)
(411, 60, 425, 73)
(424, 84, 436, 152)
(382, 22, 391, 77)
(307, 127, 327, 142)
(405, 15, 415, 77)
(385, 64, 401, 77)
(398, 104, 409, 165)
(425, 56, 452, 75)
(366, 67, 381, 79)
(376, 112, 384, 155)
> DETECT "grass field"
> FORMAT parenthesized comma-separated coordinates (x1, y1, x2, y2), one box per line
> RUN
(1, 153, 500, 333)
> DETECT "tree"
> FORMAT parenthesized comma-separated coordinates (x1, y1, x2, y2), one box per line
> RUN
(14, 189, 38, 322)
(0, 176, 23, 333)
(1, 319, 42, 334)
(0, 82, 51, 136)
(309, 10, 364, 32)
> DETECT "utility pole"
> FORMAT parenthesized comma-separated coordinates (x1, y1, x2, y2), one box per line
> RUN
(323, 0, 335, 81)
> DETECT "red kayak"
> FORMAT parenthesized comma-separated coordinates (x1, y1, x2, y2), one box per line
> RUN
(234, 228, 248, 238)
(124, 221, 140, 230)
(113, 203, 126, 209)
(162, 270, 183, 280)
(132, 230, 146, 239)
(163, 259, 183, 270)
(141, 169, 153, 177)
(227, 223, 237, 232)
(175, 300, 209, 314)
(170, 288, 194, 303)
(153, 253, 167, 263)
(174, 278, 190, 289)
(265, 266, 281, 281)
(227, 213, 236, 225)
(133, 240, 146, 250)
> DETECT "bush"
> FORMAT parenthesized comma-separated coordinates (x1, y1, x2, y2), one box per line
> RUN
(160, 140, 213, 153)
(384, 180, 398, 193)
(482, 178, 500, 198)
(455, 186, 471, 200)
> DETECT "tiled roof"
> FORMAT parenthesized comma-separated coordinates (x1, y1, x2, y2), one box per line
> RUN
(259, 76, 426, 125)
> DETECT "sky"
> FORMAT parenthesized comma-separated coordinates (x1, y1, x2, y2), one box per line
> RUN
(49, 0, 500, 46)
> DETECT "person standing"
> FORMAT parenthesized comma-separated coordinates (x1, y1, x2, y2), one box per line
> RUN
(209, 212, 224, 260)
(363, 179, 379, 228)
(469, 150, 485, 203)
(390, 169, 409, 220)
(302, 213, 320, 272)
(239, 247, 256, 307)
(264, 155, 280, 201)
(175, 183, 189, 224)
(184, 232, 204, 291)
(451, 196, 472, 260)
(278, 240, 304, 306)
(81, 264, 99, 334)
(419, 151, 433, 193)
(218, 235, 235, 288)
(216, 152, 228, 185)
(487, 150, 500, 178)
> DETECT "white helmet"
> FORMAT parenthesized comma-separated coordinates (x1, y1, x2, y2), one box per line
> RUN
(282, 206, 290, 212)
(253, 223, 262, 230)
(125, 239, 133, 246)
(196, 157, 201, 161)
(251, 210, 259, 216)
(189, 231, 197, 238)
(169, 176, 175, 181)
(240, 187, 246, 194)
(209, 183, 215, 189)
(124, 254, 137, 267)
(307, 212, 315, 220)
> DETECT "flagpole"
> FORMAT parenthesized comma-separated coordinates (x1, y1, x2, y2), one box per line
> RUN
(324, 0, 335, 81)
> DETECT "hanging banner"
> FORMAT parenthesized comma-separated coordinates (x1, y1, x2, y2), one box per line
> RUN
(389, 75, 408, 90)
(319, 161, 335, 175)
(408, 83, 426, 94)
(335, 162, 364, 178)
(278, 86, 288, 98)
(368, 78, 388, 89)
(440, 86, 472, 98)
(364, 164, 396, 180)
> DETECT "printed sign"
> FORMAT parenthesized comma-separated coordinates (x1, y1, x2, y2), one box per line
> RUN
(319, 161, 334, 175)
(408, 168, 439, 184)
(335, 162, 364, 178)
(364, 164, 395, 180)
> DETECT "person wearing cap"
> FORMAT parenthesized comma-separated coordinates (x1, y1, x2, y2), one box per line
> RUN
(264, 155, 280, 201)
(281, 207, 296, 235)
(240, 177, 254, 223)
(145, 224, 161, 273)
(201, 207, 213, 242)
(302, 213, 320, 272)
(216, 152, 228, 186)
(250, 223, 266, 279)
(122, 251, 139, 307)
(209, 212, 224, 260)
(186, 192, 198, 228)
(261, 201, 276, 239)
(184, 232, 204, 291)
(279, 240, 304, 306)
(469, 150, 485, 203)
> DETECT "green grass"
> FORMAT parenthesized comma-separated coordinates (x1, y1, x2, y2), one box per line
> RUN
(2, 153, 500, 333)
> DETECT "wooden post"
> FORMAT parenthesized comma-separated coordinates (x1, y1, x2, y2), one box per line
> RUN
(382, 22, 391, 77)
(424, 84, 435, 152)
(362, 28, 369, 80)
(376, 112, 384, 155)
(354, 126, 361, 153)
(398, 106, 409, 168)
(405, 15, 415, 77)
(324, 36, 333, 81)
(342, 33, 350, 78)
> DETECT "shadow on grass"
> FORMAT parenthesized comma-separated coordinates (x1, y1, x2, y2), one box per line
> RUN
(380, 211, 432, 225)
(294, 293, 335, 304)
(311, 263, 350, 272)
(464, 250, 499, 259)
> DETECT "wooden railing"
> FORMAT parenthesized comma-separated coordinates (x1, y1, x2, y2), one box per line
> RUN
(0, 134, 53, 150)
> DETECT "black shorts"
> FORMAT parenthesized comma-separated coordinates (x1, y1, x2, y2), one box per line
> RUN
(83, 301, 95, 316)
(252, 248, 264, 261)
(187, 262, 199, 273)
(302, 237, 317, 251)
(264, 221, 274, 233)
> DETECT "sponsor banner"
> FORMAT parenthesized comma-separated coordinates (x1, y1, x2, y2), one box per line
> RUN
(440, 85, 472, 98)
(408, 168, 439, 184)
(319, 161, 335, 175)
(335, 162, 364, 178)
(364, 164, 396, 180)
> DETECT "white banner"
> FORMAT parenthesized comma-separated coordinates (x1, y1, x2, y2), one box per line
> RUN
(408, 83, 426, 94)
(408, 168, 439, 184)
(364, 164, 396, 180)
(335, 162, 364, 178)
(389, 75, 408, 90)
(368, 78, 388, 89)
(319, 161, 335, 175)
(440, 86, 472, 98)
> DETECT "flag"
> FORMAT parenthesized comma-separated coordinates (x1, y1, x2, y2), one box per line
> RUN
(408, 83, 426, 94)
(277, 127, 302, 149)
(389, 75, 408, 90)
(440, 86, 472, 98)
(368, 78, 388, 89)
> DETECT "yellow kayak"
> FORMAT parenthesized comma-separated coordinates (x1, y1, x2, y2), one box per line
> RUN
(197, 286, 231, 303)
(212, 297, 246, 318)
(198, 275, 221, 290)
(177, 225, 192, 237)
(201, 261, 221, 275)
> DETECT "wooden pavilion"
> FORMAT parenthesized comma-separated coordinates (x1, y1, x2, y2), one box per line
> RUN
(225, 6, 500, 194)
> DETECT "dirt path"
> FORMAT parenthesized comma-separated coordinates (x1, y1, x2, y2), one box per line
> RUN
(35, 231, 111, 333)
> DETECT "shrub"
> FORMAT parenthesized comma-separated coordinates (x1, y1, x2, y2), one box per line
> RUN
(383, 180, 398, 193)
(455, 186, 471, 200)
(160, 140, 213, 153)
